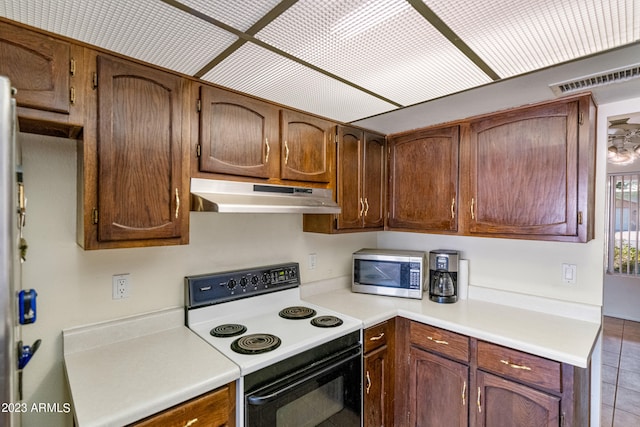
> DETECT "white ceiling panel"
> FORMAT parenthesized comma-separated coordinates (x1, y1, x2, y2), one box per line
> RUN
(180, 0, 283, 32)
(254, 0, 493, 106)
(202, 43, 398, 122)
(0, 0, 238, 75)
(423, 0, 640, 78)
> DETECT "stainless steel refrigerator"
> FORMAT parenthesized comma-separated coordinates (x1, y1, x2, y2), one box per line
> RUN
(1, 75, 20, 427)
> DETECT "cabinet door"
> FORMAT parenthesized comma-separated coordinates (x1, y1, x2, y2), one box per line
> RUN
(364, 345, 393, 427)
(336, 126, 364, 229)
(199, 85, 279, 179)
(388, 125, 459, 231)
(0, 20, 70, 114)
(280, 110, 333, 183)
(475, 371, 560, 427)
(97, 55, 185, 242)
(408, 347, 468, 427)
(363, 132, 385, 229)
(468, 101, 580, 238)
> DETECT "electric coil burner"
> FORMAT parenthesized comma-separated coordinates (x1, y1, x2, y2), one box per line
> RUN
(279, 306, 316, 319)
(311, 315, 344, 328)
(231, 333, 281, 354)
(185, 263, 362, 427)
(210, 323, 247, 338)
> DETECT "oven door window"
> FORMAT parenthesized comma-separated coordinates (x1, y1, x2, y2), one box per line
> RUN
(245, 349, 361, 427)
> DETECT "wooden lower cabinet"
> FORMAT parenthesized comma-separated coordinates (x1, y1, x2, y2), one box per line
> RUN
(130, 383, 235, 427)
(474, 371, 559, 427)
(363, 319, 395, 427)
(395, 318, 589, 427)
(408, 346, 469, 427)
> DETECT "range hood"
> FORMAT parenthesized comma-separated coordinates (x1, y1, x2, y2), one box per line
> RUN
(190, 178, 341, 214)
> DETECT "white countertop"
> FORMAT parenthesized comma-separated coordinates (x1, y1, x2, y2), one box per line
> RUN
(63, 280, 601, 426)
(301, 278, 601, 368)
(63, 308, 240, 427)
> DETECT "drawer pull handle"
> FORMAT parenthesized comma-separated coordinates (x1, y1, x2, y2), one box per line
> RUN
(366, 370, 371, 394)
(369, 332, 385, 341)
(500, 359, 532, 371)
(477, 387, 482, 413)
(184, 418, 198, 427)
(427, 336, 449, 345)
(462, 381, 466, 406)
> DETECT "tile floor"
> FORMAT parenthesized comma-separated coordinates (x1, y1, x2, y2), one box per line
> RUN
(601, 316, 640, 427)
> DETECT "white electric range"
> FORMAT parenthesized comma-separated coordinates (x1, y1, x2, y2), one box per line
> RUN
(185, 263, 363, 427)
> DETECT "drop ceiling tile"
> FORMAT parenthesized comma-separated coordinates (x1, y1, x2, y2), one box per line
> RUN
(202, 43, 398, 122)
(253, 0, 493, 106)
(179, 0, 283, 32)
(423, 0, 640, 78)
(0, 0, 238, 75)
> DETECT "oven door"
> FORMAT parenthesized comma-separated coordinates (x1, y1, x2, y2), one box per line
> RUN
(245, 345, 361, 427)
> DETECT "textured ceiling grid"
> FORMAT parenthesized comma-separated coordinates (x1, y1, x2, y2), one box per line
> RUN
(253, 0, 493, 106)
(423, 0, 640, 78)
(201, 42, 398, 122)
(0, 0, 239, 75)
(179, 0, 283, 32)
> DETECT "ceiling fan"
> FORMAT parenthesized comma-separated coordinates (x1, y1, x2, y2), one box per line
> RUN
(608, 118, 640, 165)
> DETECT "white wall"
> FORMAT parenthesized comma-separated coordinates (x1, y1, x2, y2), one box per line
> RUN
(18, 133, 376, 427)
(602, 97, 640, 321)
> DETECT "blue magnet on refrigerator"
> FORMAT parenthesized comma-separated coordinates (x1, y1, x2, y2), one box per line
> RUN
(18, 289, 37, 324)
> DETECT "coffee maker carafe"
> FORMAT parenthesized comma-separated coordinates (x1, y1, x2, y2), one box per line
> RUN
(429, 250, 459, 303)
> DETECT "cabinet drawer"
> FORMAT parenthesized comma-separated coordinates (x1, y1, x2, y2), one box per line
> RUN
(364, 321, 390, 353)
(409, 322, 469, 363)
(130, 384, 233, 426)
(477, 341, 561, 393)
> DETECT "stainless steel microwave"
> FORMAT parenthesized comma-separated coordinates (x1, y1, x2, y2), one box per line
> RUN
(352, 248, 426, 299)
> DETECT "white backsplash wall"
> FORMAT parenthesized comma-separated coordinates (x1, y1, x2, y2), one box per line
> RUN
(18, 133, 376, 427)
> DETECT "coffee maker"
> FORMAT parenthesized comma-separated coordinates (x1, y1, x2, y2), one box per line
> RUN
(429, 250, 459, 303)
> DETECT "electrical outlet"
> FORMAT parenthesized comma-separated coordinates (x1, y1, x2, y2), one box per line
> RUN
(308, 253, 317, 270)
(112, 274, 131, 299)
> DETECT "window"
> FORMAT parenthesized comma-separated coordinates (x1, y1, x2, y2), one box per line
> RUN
(608, 173, 640, 275)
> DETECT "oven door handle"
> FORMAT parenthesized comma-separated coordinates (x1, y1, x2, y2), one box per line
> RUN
(246, 347, 361, 406)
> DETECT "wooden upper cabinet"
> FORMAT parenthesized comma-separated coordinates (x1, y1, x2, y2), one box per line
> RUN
(363, 131, 386, 229)
(467, 95, 595, 242)
(198, 85, 279, 179)
(336, 126, 364, 229)
(0, 20, 70, 114)
(280, 110, 333, 183)
(388, 125, 459, 232)
(96, 55, 186, 244)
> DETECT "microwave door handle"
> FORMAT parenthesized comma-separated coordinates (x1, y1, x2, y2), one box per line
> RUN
(247, 349, 360, 406)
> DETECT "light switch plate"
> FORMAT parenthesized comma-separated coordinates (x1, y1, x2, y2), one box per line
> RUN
(562, 264, 577, 284)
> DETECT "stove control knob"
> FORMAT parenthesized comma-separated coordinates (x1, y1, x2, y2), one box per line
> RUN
(227, 279, 237, 290)
(261, 272, 271, 284)
(251, 276, 259, 286)
(240, 277, 248, 287)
